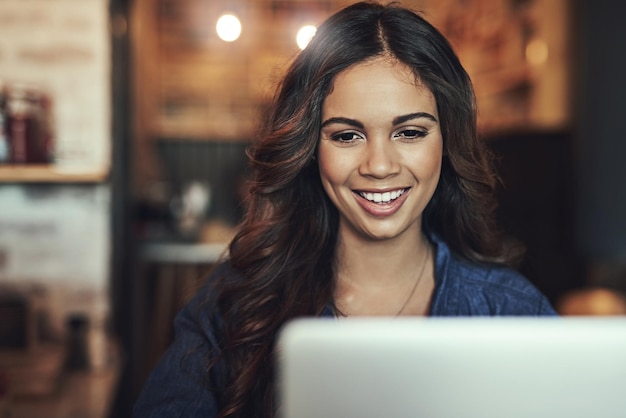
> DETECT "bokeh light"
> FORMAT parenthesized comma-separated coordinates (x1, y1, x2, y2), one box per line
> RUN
(525, 38, 549, 66)
(216, 14, 242, 42)
(296, 25, 317, 50)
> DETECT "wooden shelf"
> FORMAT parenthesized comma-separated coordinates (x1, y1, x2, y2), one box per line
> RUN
(141, 242, 228, 264)
(0, 165, 109, 183)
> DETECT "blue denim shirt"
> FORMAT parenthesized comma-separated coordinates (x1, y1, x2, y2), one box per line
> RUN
(133, 235, 557, 417)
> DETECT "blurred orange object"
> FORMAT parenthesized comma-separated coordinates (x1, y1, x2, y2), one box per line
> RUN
(557, 288, 626, 316)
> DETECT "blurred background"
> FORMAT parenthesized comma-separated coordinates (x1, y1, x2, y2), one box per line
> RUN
(0, 0, 625, 417)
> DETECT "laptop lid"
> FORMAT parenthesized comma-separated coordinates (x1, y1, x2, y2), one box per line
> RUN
(276, 317, 626, 418)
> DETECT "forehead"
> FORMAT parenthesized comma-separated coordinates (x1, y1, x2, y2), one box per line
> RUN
(323, 57, 437, 118)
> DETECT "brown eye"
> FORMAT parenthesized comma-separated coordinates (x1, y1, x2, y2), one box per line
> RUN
(394, 129, 427, 141)
(331, 131, 363, 143)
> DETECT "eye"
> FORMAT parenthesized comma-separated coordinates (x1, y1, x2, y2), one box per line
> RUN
(330, 131, 364, 144)
(393, 128, 428, 142)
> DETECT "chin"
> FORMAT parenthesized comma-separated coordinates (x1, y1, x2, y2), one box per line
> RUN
(361, 228, 409, 242)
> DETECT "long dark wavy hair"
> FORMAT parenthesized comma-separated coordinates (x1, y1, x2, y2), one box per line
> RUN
(209, 2, 515, 417)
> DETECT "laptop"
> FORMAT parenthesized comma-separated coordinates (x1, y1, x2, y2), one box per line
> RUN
(276, 317, 626, 418)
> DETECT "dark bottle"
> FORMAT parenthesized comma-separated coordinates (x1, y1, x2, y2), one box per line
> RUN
(6, 84, 31, 164)
(24, 88, 51, 164)
(0, 80, 8, 163)
(64, 314, 91, 371)
(5, 84, 53, 164)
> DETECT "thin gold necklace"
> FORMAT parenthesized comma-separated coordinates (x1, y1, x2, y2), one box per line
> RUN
(395, 244, 431, 316)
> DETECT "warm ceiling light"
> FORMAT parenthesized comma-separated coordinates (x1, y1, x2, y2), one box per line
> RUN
(296, 25, 317, 50)
(526, 38, 549, 66)
(216, 14, 242, 42)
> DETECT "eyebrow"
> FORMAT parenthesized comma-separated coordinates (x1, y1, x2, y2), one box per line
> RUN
(393, 112, 438, 125)
(320, 112, 438, 129)
(320, 117, 364, 129)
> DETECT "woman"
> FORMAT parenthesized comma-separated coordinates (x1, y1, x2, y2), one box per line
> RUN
(133, 2, 556, 417)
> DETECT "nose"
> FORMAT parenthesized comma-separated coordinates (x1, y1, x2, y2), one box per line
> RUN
(358, 136, 401, 179)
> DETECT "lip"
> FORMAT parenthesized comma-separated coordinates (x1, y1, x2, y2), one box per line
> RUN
(352, 187, 411, 217)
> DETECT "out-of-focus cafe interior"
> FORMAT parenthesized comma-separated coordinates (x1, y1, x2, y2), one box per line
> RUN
(0, 0, 625, 416)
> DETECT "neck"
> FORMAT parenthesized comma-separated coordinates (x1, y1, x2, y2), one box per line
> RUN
(333, 227, 434, 316)
(334, 226, 430, 288)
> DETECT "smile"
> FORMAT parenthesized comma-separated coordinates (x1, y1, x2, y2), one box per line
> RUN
(357, 188, 408, 204)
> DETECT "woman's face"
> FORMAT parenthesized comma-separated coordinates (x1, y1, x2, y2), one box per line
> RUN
(318, 57, 443, 242)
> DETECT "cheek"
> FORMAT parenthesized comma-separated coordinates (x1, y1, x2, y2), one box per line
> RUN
(427, 151, 444, 194)
(423, 154, 443, 180)
(409, 144, 444, 180)
(317, 145, 349, 186)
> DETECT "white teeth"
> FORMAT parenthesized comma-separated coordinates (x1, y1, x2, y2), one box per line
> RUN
(360, 189, 406, 204)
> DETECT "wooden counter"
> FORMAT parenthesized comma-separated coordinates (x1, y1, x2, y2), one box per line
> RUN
(6, 342, 121, 418)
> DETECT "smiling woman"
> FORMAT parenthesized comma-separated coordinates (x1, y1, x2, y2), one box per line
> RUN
(319, 58, 442, 239)
(318, 57, 444, 316)
(133, 2, 557, 418)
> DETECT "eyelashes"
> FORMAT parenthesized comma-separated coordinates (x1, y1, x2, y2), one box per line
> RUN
(330, 131, 364, 144)
(393, 129, 428, 141)
(328, 128, 428, 145)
